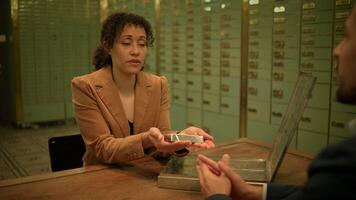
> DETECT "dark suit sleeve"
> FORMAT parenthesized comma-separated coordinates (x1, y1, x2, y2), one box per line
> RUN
(267, 135, 356, 200)
(206, 194, 232, 200)
(267, 184, 301, 200)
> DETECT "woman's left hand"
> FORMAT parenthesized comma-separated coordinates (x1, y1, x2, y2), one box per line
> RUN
(180, 127, 215, 149)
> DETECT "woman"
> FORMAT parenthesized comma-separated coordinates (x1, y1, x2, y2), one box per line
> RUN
(71, 12, 214, 166)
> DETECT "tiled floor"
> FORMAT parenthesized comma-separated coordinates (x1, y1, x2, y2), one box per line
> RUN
(0, 124, 80, 180)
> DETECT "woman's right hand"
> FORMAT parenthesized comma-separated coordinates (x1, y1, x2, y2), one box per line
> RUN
(147, 127, 192, 153)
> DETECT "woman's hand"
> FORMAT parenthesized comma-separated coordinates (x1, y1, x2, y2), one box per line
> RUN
(180, 126, 215, 149)
(147, 127, 192, 153)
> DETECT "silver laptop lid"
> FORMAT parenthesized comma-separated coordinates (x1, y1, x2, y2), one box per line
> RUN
(266, 72, 316, 181)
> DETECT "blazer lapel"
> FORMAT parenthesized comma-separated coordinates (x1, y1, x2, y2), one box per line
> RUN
(94, 67, 130, 136)
(133, 72, 153, 134)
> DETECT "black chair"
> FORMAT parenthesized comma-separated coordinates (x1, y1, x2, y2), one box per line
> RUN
(48, 134, 86, 172)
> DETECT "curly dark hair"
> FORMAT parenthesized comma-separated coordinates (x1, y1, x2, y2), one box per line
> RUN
(92, 12, 154, 70)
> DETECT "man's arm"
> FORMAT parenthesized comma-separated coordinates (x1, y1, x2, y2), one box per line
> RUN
(267, 135, 356, 200)
(267, 184, 301, 200)
(207, 194, 232, 200)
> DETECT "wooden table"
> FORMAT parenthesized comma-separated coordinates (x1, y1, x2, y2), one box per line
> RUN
(0, 138, 313, 199)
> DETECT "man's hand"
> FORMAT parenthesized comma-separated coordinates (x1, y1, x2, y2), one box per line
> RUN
(180, 127, 215, 149)
(198, 154, 263, 200)
(197, 155, 231, 197)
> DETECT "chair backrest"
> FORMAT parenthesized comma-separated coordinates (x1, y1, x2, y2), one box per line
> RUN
(48, 134, 86, 172)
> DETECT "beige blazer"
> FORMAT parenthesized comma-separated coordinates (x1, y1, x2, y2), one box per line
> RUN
(71, 66, 170, 165)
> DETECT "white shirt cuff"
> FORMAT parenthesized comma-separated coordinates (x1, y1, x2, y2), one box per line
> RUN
(262, 183, 267, 200)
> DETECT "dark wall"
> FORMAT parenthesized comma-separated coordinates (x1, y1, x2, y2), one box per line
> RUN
(0, 0, 13, 125)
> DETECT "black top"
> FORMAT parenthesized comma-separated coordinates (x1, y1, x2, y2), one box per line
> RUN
(128, 121, 134, 135)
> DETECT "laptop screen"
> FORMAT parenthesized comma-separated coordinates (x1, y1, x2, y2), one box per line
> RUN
(266, 72, 316, 181)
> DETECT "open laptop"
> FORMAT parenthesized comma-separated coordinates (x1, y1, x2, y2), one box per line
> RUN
(233, 72, 316, 182)
(158, 72, 316, 189)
